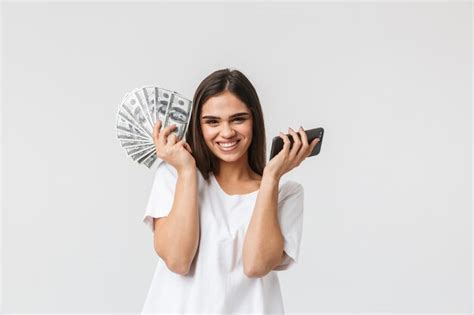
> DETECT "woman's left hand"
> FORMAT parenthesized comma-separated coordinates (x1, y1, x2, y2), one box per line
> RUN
(264, 126, 320, 180)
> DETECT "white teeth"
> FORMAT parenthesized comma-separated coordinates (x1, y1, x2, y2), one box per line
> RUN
(217, 141, 238, 148)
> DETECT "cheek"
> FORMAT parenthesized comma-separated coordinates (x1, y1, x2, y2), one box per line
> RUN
(231, 122, 253, 138)
(200, 125, 216, 142)
(242, 120, 253, 136)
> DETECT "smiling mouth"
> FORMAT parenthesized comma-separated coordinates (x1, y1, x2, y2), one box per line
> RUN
(216, 140, 240, 151)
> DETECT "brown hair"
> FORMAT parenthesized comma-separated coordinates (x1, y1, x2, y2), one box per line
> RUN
(186, 68, 267, 181)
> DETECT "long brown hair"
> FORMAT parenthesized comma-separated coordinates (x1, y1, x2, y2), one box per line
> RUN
(186, 68, 267, 181)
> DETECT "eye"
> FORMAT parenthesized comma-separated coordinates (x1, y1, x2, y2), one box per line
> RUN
(204, 117, 246, 125)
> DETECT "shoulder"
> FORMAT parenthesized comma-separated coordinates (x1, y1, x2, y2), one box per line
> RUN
(278, 179, 304, 203)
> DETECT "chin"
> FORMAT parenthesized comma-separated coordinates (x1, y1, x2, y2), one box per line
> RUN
(210, 149, 242, 161)
(216, 154, 244, 163)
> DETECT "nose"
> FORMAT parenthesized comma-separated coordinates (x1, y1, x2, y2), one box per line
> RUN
(220, 122, 236, 138)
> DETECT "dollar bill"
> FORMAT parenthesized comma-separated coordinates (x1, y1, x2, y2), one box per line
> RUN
(117, 131, 151, 142)
(137, 149, 157, 167)
(163, 92, 193, 140)
(127, 145, 155, 161)
(142, 156, 158, 169)
(122, 91, 153, 136)
(116, 111, 150, 141)
(130, 147, 155, 160)
(156, 88, 173, 127)
(120, 140, 154, 149)
(117, 109, 149, 137)
(142, 86, 158, 128)
(116, 86, 192, 169)
(119, 137, 152, 144)
(133, 88, 155, 133)
(119, 92, 150, 137)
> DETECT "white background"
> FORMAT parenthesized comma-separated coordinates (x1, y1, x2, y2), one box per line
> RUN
(2, 1, 472, 313)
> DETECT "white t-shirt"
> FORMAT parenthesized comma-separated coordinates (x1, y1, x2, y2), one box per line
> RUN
(141, 161, 304, 314)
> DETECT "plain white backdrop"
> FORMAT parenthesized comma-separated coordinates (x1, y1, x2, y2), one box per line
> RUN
(2, 1, 472, 314)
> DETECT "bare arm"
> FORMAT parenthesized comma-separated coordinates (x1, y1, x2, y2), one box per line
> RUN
(154, 166, 199, 275)
(243, 126, 318, 277)
(242, 173, 285, 278)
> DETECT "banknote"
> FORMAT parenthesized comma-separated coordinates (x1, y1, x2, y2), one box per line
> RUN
(119, 93, 150, 136)
(120, 140, 154, 149)
(131, 146, 155, 161)
(119, 137, 152, 145)
(156, 88, 174, 127)
(116, 86, 193, 169)
(142, 156, 158, 169)
(133, 88, 155, 132)
(142, 86, 158, 127)
(116, 111, 150, 140)
(163, 93, 193, 140)
(123, 91, 153, 136)
(127, 145, 155, 161)
(133, 149, 156, 165)
(117, 131, 151, 142)
(117, 110, 149, 137)
(137, 148, 158, 167)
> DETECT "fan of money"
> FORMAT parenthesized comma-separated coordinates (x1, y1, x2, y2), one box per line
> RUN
(115, 86, 193, 168)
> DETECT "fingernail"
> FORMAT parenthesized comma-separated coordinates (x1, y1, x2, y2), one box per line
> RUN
(299, 126, 303, 131)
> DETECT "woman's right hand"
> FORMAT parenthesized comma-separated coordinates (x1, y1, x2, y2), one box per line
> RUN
(153, 120, 196, 173)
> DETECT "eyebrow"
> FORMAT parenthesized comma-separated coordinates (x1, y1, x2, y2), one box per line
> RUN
(201, 112, 250, 120)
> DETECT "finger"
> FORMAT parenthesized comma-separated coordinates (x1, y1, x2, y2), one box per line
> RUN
(299, 126, 309, 149)
(295, 126, 309, 160)
(159, 124, 177, 146)
(174, 138, 185, 148)
(307, 138, 320, 157)
(183, 142, 192, 153)
(167, 132, 178, 146)
(287, 127, 301, 161)
(176, 139, 190, 154)
(279, 132, 291, 155)
(153, 120, 161, 145)
(180, 139, 191, 150)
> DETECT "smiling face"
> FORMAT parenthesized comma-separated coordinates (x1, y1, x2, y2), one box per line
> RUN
(200, 91, 254, 164)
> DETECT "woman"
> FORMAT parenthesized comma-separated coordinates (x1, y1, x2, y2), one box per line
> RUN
(142, 68, 319, 314)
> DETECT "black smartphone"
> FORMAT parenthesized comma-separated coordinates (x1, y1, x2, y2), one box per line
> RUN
(269, 127, 324, 160)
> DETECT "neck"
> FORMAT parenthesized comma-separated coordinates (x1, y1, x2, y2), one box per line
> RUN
(215, 153, 256, 181)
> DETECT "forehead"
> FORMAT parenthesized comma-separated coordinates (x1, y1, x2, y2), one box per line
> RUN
(201, 91, 250, 116)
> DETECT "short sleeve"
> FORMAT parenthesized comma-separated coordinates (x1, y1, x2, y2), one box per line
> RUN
(273, 181, 304, 271)
(142, 161, 178, 233)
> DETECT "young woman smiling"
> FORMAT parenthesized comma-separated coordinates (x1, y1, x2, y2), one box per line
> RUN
(141, 68, 319, 314)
